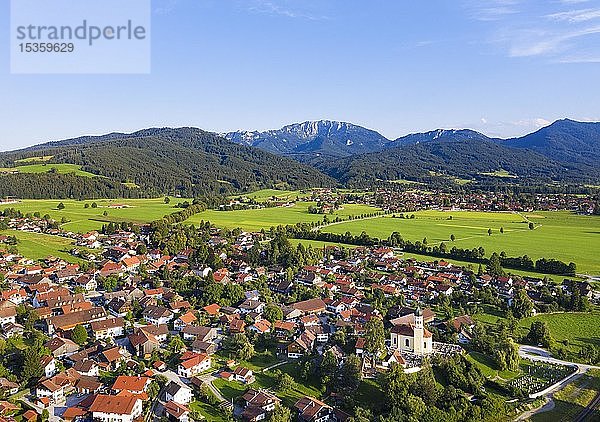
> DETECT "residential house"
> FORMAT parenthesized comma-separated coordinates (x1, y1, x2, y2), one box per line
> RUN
(164, 381, 193, 405)
(89, 395, 143, 422)
(177, 352, 212, 378)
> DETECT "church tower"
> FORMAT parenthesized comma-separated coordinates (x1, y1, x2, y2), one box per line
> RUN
(413, 306, 424, 355)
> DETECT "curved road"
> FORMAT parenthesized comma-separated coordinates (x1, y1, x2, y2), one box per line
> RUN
(516, 346, 600, 421)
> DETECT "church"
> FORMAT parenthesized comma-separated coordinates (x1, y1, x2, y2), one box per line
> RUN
(389, 307, 433, 356)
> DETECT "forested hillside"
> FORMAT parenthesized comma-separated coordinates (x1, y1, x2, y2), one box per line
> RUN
(0, 128, 335, 198)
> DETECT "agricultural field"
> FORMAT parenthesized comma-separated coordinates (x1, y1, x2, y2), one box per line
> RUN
(231, 188, 311, 202)
(322, 210, 600, 275)
(185, 201, 379, 231)
(474, 306, 600, 357)
(1, 198, 183, 232)
(0, 163, 97, 177)
(0, 229, 80, 262)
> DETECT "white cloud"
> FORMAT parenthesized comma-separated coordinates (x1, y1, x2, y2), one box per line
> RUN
(462, 117, 552, 138)
(246, 0, 328, 20)
(546, 8, 600, 22)
(466, 0, 600, 62)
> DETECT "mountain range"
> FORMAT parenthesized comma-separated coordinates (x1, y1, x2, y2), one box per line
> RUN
(1, 119, 599, 199)
(224, 120, 391, 163)
(227, 119, 600, 184)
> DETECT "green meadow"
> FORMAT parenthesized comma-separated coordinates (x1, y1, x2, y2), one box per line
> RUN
(0, 163, 97, 177)
(1, 198, 182, 232)
(322, 210, 600, 275)
(0, 229, 79, 262)
(185, 201, 379, 231)
(474, 306, 600, 356)
(231, 188, 311, 202)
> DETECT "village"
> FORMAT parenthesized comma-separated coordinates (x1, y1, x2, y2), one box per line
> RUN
(0, 206, 598, 422)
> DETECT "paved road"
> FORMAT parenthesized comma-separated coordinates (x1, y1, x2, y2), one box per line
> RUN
(262, 360, 288, 373)
(515, 397, 556, 422)
(519, 346, 600, 370)
(516, 346, 600, 421)
(198, 373, 227, 402)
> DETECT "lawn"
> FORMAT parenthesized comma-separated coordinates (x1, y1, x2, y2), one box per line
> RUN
(322, 210, 600, 275)
(0, 163, 98, 177)
(185, 202, 380, 231)
(474, 306, 600, 357)
(0, 229, 80, 262)
(518, 311, 600, 353)
(1, 198, 184, 232)
(467, 351, 521, 381)
(189, 401, 229, 422)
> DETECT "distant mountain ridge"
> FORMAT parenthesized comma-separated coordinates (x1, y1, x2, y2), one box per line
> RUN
(224, 120, 391, 161)
(1, 119, 599, 199)
(228, 119, 600, 184)
(501, 119, 600, 166)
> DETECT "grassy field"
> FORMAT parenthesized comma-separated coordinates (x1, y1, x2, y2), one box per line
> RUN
(530, 369, 600, 422)
(467, 351, 522, 381)
(0, 229, 79, 262)
(322, 210, 600, 275)
(480, 169, 518, 178)
(0, 163, 97, 177)
(474, 306, 600, 356)
(1, 198, 183, 232)
(185, 202, 379, 231)
(231, 188, 311, 202)
(14, 155, 54, 163)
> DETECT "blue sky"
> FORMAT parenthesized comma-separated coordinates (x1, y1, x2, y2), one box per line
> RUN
(1, 0, 600, 150)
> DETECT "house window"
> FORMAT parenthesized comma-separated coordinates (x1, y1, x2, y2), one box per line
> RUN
(393, 337, 397, 344)
(423, 342, 427, 348)
(405, 339, 410, 347)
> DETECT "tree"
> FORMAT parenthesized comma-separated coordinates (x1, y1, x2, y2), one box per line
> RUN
(511, 289, 534, 319)
(363, 317, 386, 357)
(529, 222, 535, 230)
(384, 363, 409, 407)
(222, 333, 254, 360)
(147, 381, 160, 399)
(168, 335, 186, 353)
(319, 350, 338, 387)
(487, 228, 493, 236)
(500, 227, 504, 234)
(57, 202, 65, 210)
(486, 252, 504, 277)
(164, 196, 171, 204)
(527, 321, 552, 348)
(263, 303, 283, 323)
(72, 324, 88, 345)
(450, 234, 456, 242)
(269, 405, 292, 422)
(274, 370, 295, 392)
(335, 354, 362, 395)
(22, 347, 43, 384)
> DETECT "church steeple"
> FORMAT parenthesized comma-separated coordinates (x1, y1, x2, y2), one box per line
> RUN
(414, 306, 423, 330)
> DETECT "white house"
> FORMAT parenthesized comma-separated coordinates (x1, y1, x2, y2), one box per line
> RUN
(0, 307, 17, 326)
(89, 395, 143, 422)
(164, 381, 194, 405)
(177, 353, 211, 378)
